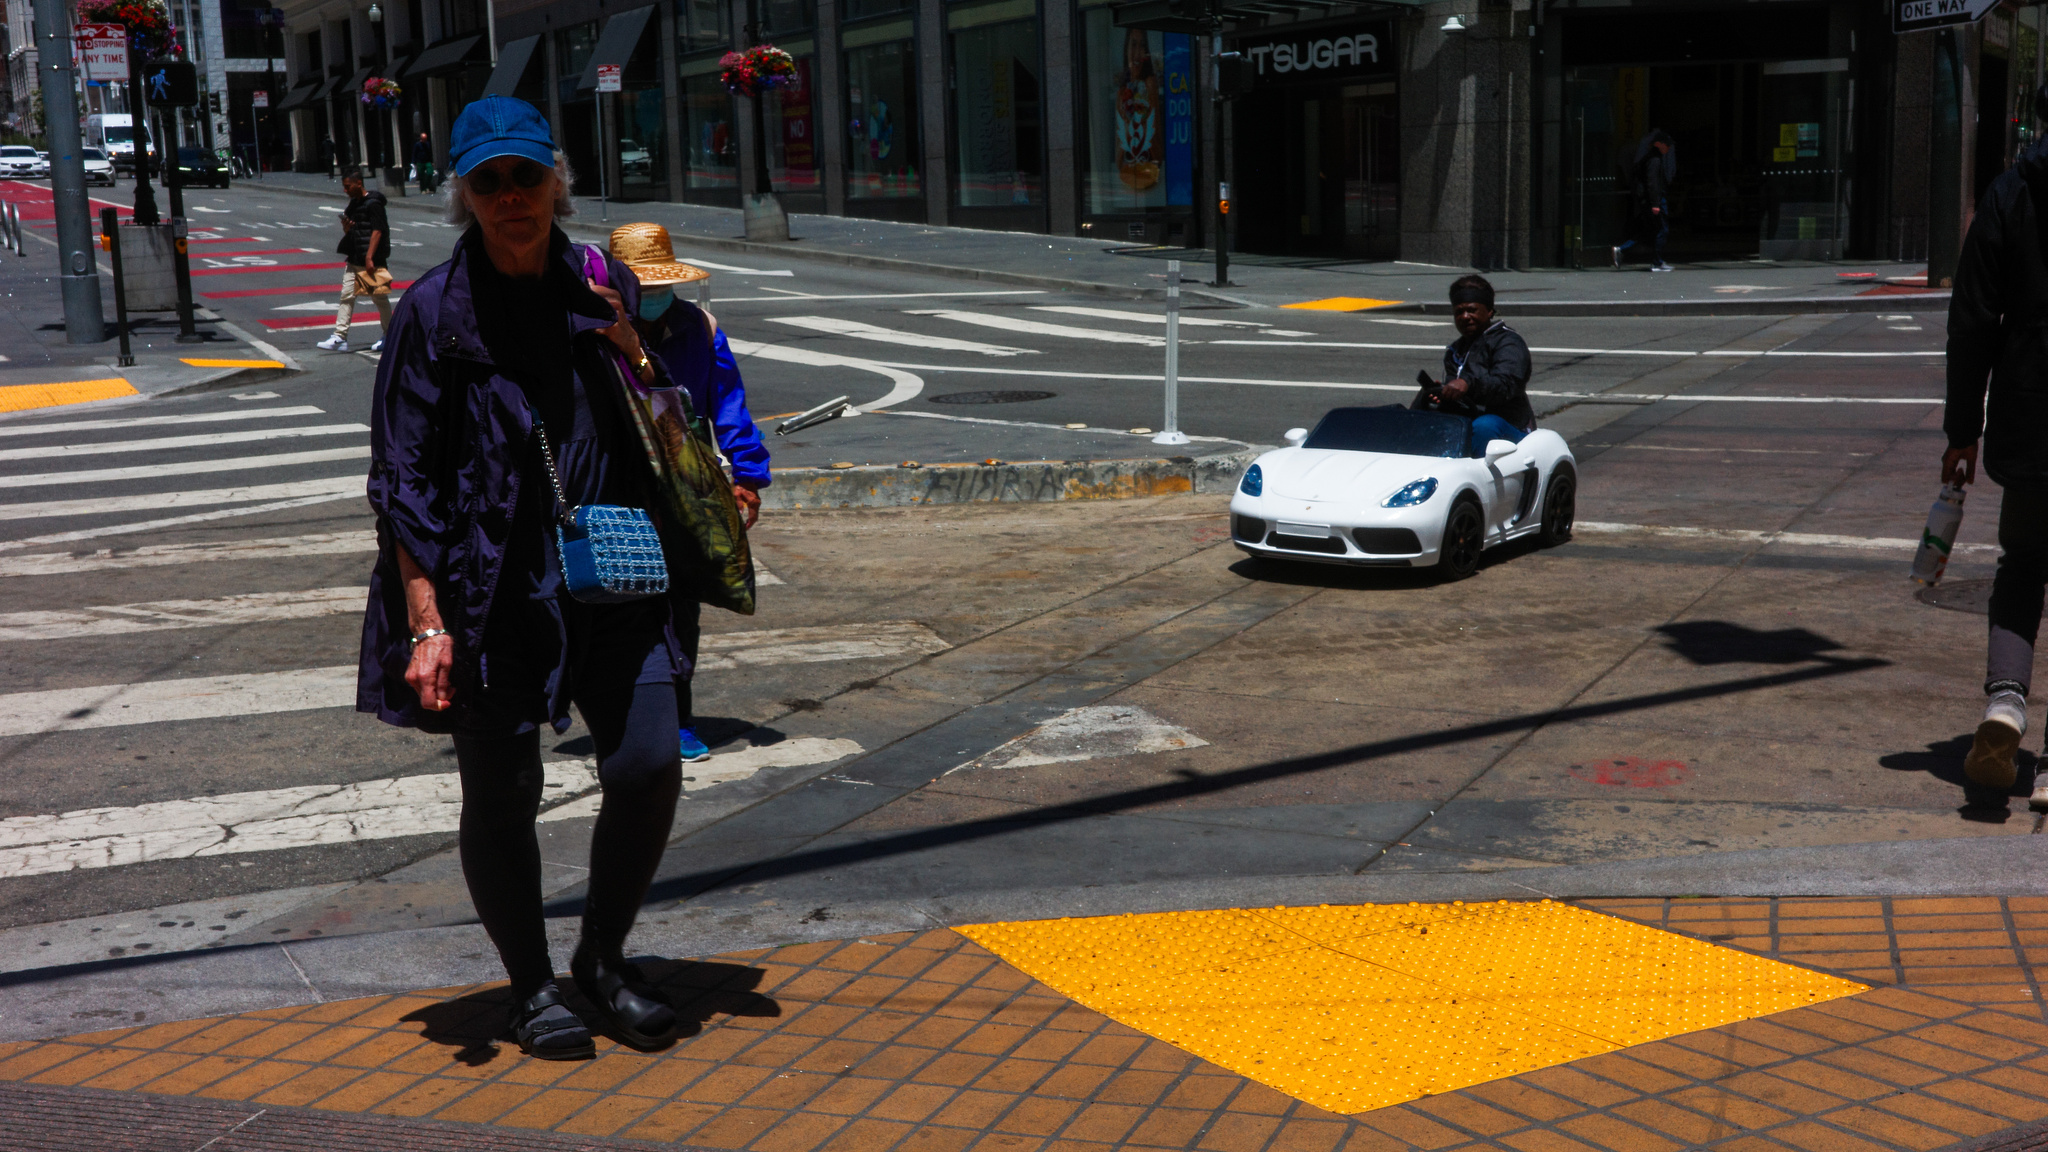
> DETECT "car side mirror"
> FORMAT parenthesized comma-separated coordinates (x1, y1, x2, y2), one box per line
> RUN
(1284, 427, 1308, 447)
(1484, 439, 1519, 461)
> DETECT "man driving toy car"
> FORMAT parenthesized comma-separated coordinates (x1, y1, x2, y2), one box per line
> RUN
(1413, 274, 1537, 457)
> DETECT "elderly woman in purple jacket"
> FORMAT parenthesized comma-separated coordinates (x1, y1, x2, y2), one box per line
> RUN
(356, 97, 683, 1061)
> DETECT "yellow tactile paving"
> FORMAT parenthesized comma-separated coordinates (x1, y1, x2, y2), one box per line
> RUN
(1279, 296, 1409, 311)
(0, 376, 136, 412)
(958, 900, 1867, 1115)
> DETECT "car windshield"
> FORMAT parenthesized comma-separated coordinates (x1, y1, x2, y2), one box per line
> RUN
(81, 149, 105, 160)
(178, 148, 208, 163)
(103, 127, 132, 143)
(1301, 406, 1469, 459)
(0, 147, 35, 157)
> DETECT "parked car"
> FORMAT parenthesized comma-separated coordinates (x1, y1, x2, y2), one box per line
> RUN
(80, 148, 115, 186)
(0, 145, 47, 178)
(1230, 405, 1577, 581)
(163, 146, 229, 188)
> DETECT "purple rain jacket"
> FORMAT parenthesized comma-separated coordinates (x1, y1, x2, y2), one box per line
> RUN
(356, 225, 679, 733)
(640, 300, 772, 489)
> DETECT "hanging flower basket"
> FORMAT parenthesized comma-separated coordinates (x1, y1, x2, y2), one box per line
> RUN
(361, 77, 402, 108)
(719, 45, 796, 97)
(76, 0, 180, 60)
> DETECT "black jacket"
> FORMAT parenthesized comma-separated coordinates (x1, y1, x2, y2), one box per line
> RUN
(1948, 138, 2048, 486)
(337, 189, 391, 267)
(1413, 319, 1536, 431)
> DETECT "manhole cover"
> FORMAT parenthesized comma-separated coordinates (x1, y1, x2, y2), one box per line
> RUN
(929, 390, 1057, 404)
(1919, 578, 1992, 615)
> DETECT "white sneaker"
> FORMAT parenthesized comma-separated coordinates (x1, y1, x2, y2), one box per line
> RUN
(1610, 246, 1623, 269)
(1651, 261, 1674, 272)
(2031, 783, 2048, 813)
(1967, 690, 2028, 789)
(315, 334, 349, 352)
(369, 339, 384, 353)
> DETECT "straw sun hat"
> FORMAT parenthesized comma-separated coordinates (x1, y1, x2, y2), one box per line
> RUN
(608, 222, 709, 287)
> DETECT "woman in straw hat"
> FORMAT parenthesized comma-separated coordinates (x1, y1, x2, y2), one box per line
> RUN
(610, 222, 772, 765)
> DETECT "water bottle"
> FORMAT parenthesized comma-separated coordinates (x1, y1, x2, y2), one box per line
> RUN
(1911, 483, 1967, 586)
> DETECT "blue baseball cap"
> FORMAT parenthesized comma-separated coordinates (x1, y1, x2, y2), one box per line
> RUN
(448, 96, 556, 177)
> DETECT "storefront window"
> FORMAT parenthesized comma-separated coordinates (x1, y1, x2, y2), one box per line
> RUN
(950, 12, 1042, 207)
(619, 86, 669, 193)
(764, 50, 820, 192)
(844, 0, 910, 21)
(844, 36, 919, 199)
(680, 0, 730, 52)
(556, 22, 600, 108)
(764, 0, 815, 33)
(1080, 7, 1192, 214)
(682, 64, 738, 190)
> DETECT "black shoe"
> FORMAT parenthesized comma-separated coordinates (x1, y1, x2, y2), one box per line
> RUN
(510, 982, 595, 1060)
(572, 942, 677, 1049)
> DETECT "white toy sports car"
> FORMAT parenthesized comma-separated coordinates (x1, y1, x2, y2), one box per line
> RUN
(1230, 405, 1576, 580)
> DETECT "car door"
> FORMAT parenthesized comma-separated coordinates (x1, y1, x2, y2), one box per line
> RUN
(1481, 450, 1532, 537)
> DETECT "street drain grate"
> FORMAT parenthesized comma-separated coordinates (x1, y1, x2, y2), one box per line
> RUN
(929, 390, 1057, 404)
(1919, 578, 1992, 615)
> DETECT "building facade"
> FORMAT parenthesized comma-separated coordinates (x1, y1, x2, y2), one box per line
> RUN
(268, 0, 2037, 272)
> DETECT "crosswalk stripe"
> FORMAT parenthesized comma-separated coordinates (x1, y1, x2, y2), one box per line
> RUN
(765, 315, 1036, 357)
(1029, 305, 1301, 332)
(0, 423, 369, 462)
(0, 586, 364, 641)
(189, 261, 346, 276)
(0, 405, 324, 438)
(0, 476, 362, 521)
(0, 530, 378, 576)
(904, 309, 1166, 347)
(0, 491, 366, 554)
(0, 449, 369, 491)
(696, 620, 949, 669)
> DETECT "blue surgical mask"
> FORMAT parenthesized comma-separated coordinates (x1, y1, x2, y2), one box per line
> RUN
(637, 286, 673, 321)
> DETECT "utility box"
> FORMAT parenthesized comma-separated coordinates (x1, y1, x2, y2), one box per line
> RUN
(117, 222, 179, 312)
(381, 165, 407, 198)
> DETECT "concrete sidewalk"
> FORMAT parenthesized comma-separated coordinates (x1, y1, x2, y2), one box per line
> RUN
(243, 171, 1950, 317)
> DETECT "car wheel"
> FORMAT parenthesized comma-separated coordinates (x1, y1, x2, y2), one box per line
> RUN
(1435, 497, 1484, 581)
(1538, 465, 1576, 547)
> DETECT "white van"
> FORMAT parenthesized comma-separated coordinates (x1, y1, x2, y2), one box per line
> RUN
(87, 114, 136, 171)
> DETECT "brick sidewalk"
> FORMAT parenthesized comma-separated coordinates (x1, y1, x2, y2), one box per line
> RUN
(4, 897, 2048, 1150)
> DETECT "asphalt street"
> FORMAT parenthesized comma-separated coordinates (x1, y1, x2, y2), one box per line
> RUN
(0, 180, 1988, 969)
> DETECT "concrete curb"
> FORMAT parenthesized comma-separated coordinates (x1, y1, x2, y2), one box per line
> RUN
(758, 449, 1259, 509)
(1421, 292, 1952, 318)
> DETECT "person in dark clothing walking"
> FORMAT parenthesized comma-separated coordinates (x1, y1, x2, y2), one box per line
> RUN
(1613, 129, 1675, 272)
(1414, 274, 1536, 457)
(320, 135, 336, 179)
(1948, 85, 2048, 812)
(412, 132, 436, 193)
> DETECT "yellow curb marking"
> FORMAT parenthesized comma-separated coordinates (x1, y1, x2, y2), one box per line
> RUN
(1280, 297, 1409, 311)
(960, 899, 1866, 1115)
(178, 358, 286, 369)
(0, 377, 137, 414)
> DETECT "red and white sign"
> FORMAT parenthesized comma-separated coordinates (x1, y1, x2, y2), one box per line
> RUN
(252, 90, 269, 108)
(74, 23, 128, 83)
(595, 64, 622, 93)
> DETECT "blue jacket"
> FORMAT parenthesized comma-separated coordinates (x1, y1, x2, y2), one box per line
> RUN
(643, 299, 771, 487)
(356, 226, 680, 732)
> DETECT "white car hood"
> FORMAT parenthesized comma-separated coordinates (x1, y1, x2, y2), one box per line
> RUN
(1262, 447, 1448, 503)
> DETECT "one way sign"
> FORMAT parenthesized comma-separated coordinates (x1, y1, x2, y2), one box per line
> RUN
(1895, 0, 2000, 34)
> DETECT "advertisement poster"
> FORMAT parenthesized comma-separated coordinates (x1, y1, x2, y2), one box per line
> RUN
(1113, 29, 1162, 192)
(1162, 33, 1191, 206)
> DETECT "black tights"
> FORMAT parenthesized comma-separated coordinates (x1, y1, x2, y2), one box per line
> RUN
(454, 680, 682, 999)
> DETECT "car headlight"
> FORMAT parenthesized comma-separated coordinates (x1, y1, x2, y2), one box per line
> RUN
(1240, 463, 1263, 497)
(1382, 478, 1438, 507)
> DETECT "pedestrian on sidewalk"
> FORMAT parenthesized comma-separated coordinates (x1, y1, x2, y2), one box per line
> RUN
(320, 135, 335, 179)
(1950, 84, 2048, 811)
(359, 96, 688, 1061)
(1612, 129, 1675, 272)
(318, 167, 394, 353)
(412, 132, 436, 194)
(609, 222, 771, 764)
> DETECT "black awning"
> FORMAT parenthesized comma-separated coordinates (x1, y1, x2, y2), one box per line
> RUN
(404, 33, 486, 78)
(332, 66, 375, 103)
(481, 34, 540, 98)
(311, 74, 343, 99)
(274, 81, 321, 111)
(575, 4, 655, 89)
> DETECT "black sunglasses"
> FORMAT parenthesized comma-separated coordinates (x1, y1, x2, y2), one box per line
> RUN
(465, 158, 550, 195)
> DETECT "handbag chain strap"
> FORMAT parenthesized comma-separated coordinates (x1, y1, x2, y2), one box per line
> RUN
(532, 422, 576, 529)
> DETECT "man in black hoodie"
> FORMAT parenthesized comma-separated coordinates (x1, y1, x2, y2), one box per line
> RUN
(1612, 130, 1674, 272)
(317, 167, 393, 353)
(1948, 84, 2048, 809)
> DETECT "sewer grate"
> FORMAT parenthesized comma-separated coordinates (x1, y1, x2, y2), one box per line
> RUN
(1919, 578, 1992, 615)
(928, 390, 1057, 404)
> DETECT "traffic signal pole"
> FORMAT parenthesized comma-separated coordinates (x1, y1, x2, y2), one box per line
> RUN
(35, 0, 107, 343)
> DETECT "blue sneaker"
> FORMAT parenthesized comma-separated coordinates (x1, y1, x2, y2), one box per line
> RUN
(678, 728, 711, 762)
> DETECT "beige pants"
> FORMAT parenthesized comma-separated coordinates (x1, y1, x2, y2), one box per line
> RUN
(334, 264, 395, 338)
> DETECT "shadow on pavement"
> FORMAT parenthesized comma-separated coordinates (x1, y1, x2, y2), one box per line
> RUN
(400, 961, 777, 1061)
(1879, 733, 2038, 823)
(1656, 621, 1847, 665)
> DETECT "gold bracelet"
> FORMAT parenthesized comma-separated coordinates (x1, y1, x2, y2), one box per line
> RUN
(633, 350, 652, 374)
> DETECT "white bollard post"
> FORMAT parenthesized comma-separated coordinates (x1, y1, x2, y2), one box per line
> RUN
(1152, 259, 1190, 446)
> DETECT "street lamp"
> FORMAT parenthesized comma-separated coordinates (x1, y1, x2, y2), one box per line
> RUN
(1440, 14, 1466, 31)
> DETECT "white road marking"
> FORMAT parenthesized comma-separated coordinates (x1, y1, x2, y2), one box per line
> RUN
(949, 704, 1207, 774)
(1584, 443, 1865, 457)
(0, 586, 364, 641)
(696, 621, 950, 670)
(675, 257, 794, 275)
(0, 530, 377, 577)
(271, 301, 339, 311)
(1029, 305, 1302, 333)
(1576, 521, 1999, 554)
(765, 315, 1036, 357)
(0, 423, 369, 462)
(0, 475, 362, 521)
(727, 338, 923, 411)
(1365, 318, 1454, 328)
(0, 445, 372, 490)
(1207, 339, 1945, 359)
(0, 492, 367, 554)
(715, 290, 1047, 302)
(0, 666, 359, 737)
(0, 405, 324, 437)
(542, 737, 868, 820)
(905, 309, 1167, 347)
(0, 883, 353, 971)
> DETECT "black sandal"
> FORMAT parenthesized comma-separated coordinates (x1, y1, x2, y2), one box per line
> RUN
(572, 942, 677, 1050)
(510, 982, 595, 1060)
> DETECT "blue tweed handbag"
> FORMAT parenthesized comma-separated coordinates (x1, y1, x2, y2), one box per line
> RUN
(535, 422, 669, 604)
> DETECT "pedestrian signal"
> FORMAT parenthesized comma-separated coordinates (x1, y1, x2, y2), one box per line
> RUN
(142, 58, 199, 107)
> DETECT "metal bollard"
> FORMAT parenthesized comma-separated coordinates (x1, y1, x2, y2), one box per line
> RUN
(102, 208, 133, 367)
(11, 202, 22, 256)
(1150, 259, 1189, 447)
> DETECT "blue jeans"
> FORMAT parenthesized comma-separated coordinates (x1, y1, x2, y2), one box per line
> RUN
(1468, 414, 1527, 457)
(1616, 200, 1669, 261)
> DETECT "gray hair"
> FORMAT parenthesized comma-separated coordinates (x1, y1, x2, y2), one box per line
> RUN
(443, 151, 577, 227)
